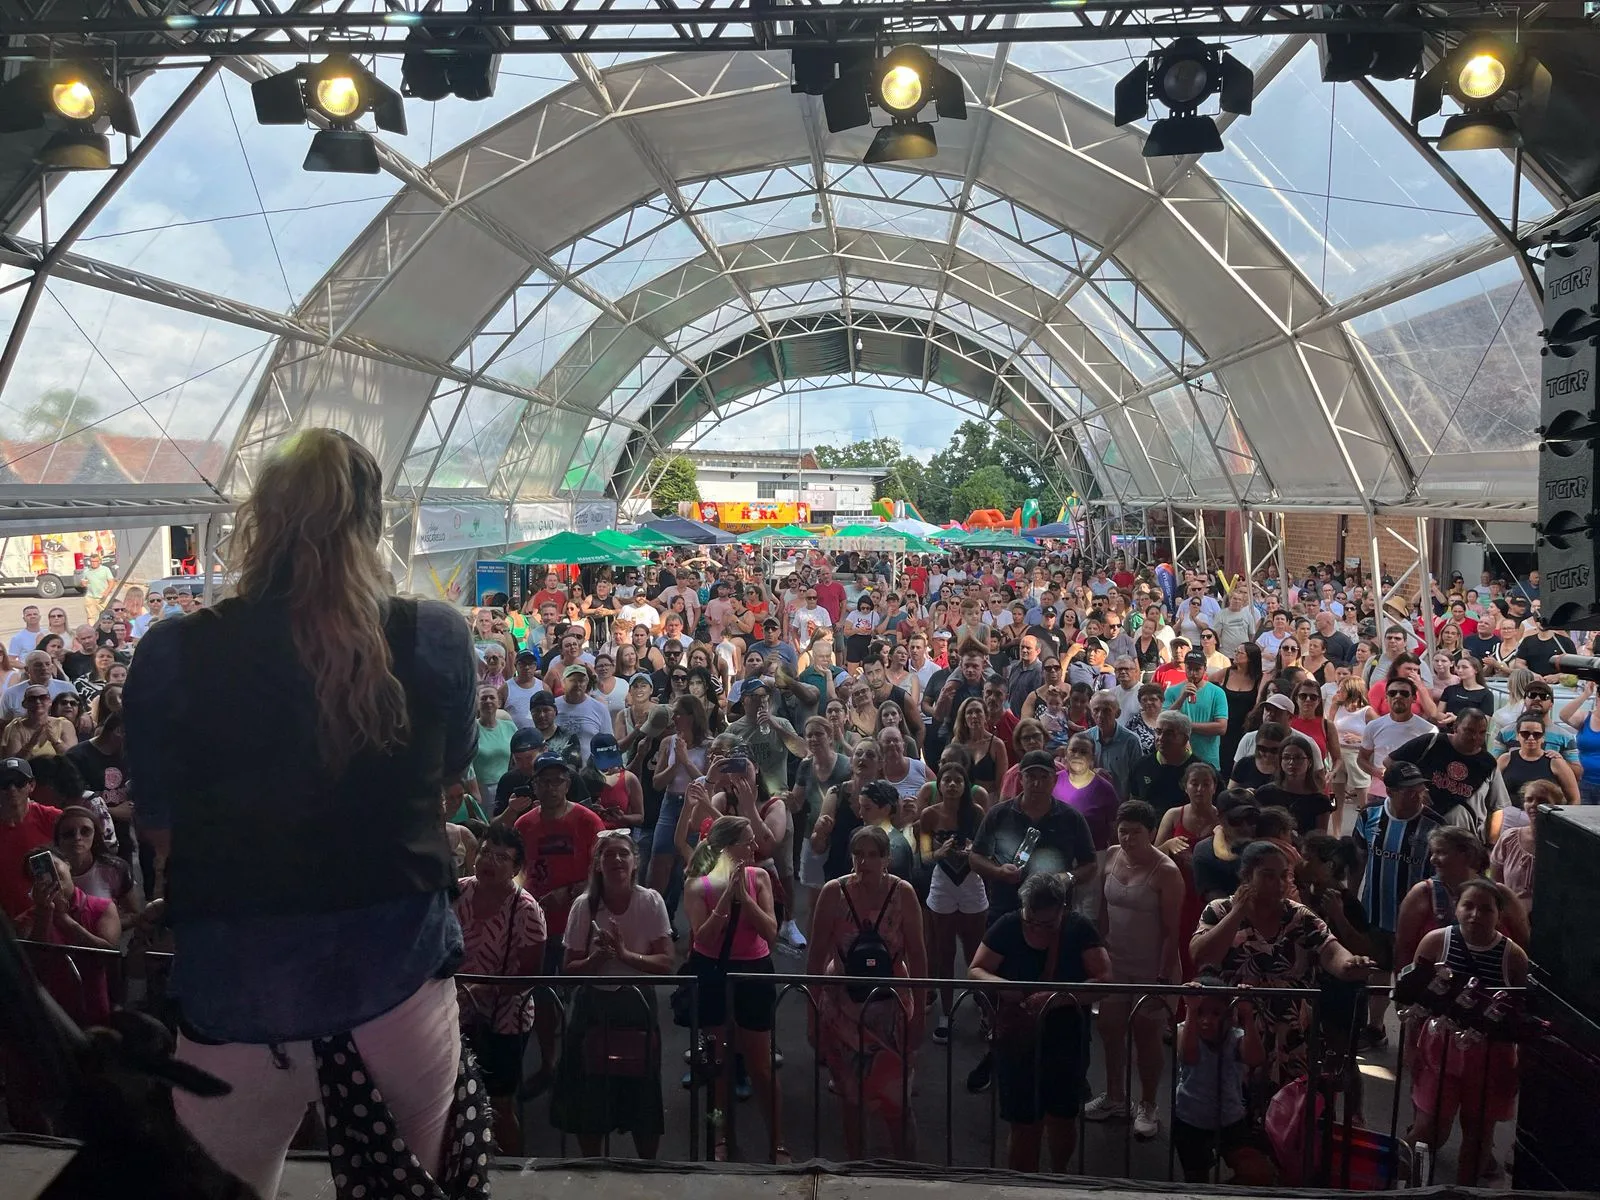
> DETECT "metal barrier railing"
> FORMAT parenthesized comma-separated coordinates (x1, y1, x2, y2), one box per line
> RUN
(8, 940, 1531, 1187)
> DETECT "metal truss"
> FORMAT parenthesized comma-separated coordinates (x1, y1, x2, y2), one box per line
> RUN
(0, 488, 236, 534)
(3, 2, 1582, 60)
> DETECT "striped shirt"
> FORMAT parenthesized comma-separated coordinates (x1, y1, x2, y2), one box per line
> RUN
(1351, 800, 1442, 933)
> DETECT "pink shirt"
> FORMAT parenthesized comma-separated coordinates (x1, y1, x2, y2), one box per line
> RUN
(691, 867, 770, 961)
(24, 887, 114, 1025)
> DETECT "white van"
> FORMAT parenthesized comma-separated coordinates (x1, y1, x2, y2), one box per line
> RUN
(0, 530, 117, 598)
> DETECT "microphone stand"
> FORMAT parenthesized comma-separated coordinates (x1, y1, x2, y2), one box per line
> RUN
(0, 922, 257, 1200)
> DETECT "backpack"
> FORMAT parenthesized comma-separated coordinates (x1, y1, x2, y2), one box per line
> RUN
(841, 882, 898, 1002)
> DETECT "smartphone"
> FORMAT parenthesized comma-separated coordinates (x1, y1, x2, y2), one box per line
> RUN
(1013, 827, 1041, 869)
(27, 847, 56, 887)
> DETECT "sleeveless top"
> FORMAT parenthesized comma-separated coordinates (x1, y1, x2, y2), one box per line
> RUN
(966, 736, 999, 786)
(1499, 752, 1556, 804)
(823, 783, 866, 880)
(1442, 926, 1509, 989)
(595, 774, 632, 828)
(691, 867, 771, 960)
(1289, 716, 1328, 758)
(930, 798, 981, 884)
(1104, 853, 1168, 982)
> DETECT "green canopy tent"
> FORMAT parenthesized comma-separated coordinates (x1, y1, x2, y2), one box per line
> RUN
(959, 531, 1040, 552)
(505, 530, 646, 566)
(768, 525, 817, 540)
(625, 525, 691, 547)
(829, 524, 941, 555)
(593, 528, 653, 553)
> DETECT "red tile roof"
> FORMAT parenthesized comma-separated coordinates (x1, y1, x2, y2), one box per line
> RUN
(0, 433, 225, 487)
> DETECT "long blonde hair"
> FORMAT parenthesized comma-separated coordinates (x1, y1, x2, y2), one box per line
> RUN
(232, 429, 408, 770)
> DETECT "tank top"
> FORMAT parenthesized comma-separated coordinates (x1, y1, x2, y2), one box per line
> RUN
(823, 784, 866, 881)
(595, 774, 632, 828)
(1442, 926, 1509, 989)
(503, 677, 541, 728)
(1334, 705, 1369, 739)
(966, 737, 999, 786)
(1104, 854, 1167, 982)
(1576, 707, 1600, 781)
(930, 797, 981, 884)
(1289, 715, 1328, 759)
(1500, 752, 1556, 803)
(691, 867, 771, 960)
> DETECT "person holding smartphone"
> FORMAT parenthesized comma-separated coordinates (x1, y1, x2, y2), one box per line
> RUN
(964, 748, 1098, 1094)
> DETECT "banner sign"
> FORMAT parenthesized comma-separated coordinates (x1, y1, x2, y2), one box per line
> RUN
(574, 499, 617, 536)
(695, 500, 810, 526)
(414, 504, 507, 556)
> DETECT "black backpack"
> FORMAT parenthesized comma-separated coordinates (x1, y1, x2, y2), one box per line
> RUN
(841, 882, 898, 1002)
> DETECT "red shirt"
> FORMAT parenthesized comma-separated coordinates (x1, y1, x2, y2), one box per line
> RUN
(513, 801, 604, 938)
(1112, 571, 1135, 590)
(530, 588, 568, 614)
(0, 801, 63, 920)
(991, 709, 1020, 757)
(814, 581, 846, 624)
(905, 566, 927, 597)
(1152, 663, 1187, 689)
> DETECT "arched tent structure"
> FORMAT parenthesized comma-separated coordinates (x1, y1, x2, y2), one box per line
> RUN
(0, 26, 1577, 572)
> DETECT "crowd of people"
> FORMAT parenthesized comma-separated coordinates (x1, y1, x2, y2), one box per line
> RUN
(0, 528, 1570, 1185)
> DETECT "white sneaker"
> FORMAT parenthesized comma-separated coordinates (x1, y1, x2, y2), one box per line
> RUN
(1133, 1102, 1160, 1140)
(780, 919, 807, 949)
(1083, 1094, 1127, 1121)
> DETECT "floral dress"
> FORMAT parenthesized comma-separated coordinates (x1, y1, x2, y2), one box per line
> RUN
(1196, 897, 1331, 1085)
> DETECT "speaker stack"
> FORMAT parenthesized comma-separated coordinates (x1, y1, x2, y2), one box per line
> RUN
(1536, 230, 1600, 630)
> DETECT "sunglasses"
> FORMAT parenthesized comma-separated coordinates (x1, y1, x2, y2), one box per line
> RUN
(1517, 730, 1544, 740)
(1527, 691, 1552, 700)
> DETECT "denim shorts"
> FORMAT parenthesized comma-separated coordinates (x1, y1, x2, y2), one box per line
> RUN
(652, 792, 685, 855)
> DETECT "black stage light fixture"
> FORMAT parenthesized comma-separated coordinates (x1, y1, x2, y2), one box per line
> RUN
(821, 43, 966, 163)
(1412, 37, 1550, 152)
(251, 54, 406, 174)
(791, 17, 875, 98)
(402, 0, 511, 102)
(1315, 3, 1425, 83)
(0, 61, 139, 170)
(1113, 37, 1252, 158)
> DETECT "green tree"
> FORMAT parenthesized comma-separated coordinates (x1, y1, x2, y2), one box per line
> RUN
(812, 437, 905, 469)
(650, 454, 699, 514)
(950, 464, 1024, 517)
(21, 388, 102, 441)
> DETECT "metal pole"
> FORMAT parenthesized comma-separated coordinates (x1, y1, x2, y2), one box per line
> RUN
(1166, 503, 1181, 569)
(1241, 506, 1254, 594)
(1196, 509, 1209, 572)
(1276, 512, 1290, 601)
(1367, 513, 1385, 656)
(1417, 516, 1437, 662)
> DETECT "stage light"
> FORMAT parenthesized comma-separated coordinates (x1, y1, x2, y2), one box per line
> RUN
(1412, 37, 1549, 152)
(0, 61, 139, 170)
(51, 79, 97, 122)
(820, 43, 966, 162)
(401, 0, 510, 103)
(251, 54, 406, 173)
(878, 62, 924, 115)
(313, 72, 362, 120)
(1113, 38, 1252, 159)
(1457, 52, 1507, 101)
(864, 121, 938, 164)
(1315, 3, 1425, 83)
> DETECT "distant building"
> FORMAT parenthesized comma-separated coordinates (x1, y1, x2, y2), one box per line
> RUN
(685, 448, 888, 527)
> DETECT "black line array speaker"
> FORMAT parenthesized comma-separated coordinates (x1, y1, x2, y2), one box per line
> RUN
(1516, 805, 1600, 1190)
(1537, 231, 1600, 630)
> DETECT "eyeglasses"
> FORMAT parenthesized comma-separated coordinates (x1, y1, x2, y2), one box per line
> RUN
(671, 673, 688, 682)
(1385, 689, 1412, 698)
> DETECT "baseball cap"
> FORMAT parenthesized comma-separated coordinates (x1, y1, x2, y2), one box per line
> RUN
(1082, 636, 1106, 652)
(1183, 650, 1207, 666)
(1019, 749, 1057, 775)
(533, 751, 572, 776)
(515, 649, 537, 664)
(562, 663, 590, 681)
(762, 616, 780, 629)
(0, 757, 33, 783)
(1383, 762, 1428, 791)
(740, 680, 769, 701)
(590, 733, 624, 771)
(530, 692, 557, 710)
(628, 672, 655, 689)
(509, 727, 545, 754)
(1263, 693, 1294, 712)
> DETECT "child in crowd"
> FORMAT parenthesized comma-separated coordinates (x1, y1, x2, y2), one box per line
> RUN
(1173, 970, 1276, 1185)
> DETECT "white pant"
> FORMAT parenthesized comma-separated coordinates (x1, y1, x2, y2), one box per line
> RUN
(174, 977, 461, 1200)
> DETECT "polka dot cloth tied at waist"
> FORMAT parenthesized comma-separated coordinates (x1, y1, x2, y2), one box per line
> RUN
(314, 1033, 493, 1200)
